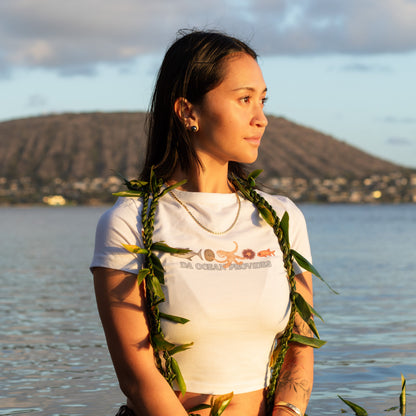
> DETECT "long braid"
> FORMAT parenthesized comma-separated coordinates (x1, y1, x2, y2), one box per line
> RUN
(245, 187, 298, 414)
(137, 180, 177, 383)
(140, 185, 164, 374)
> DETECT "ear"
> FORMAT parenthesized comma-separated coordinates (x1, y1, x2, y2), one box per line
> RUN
(174, 97, 198, 128)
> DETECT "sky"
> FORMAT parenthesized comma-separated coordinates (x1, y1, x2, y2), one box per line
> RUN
(1, 0, 415, 168)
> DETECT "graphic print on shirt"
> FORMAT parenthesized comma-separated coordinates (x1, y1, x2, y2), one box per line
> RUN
(216, 241, 244, 268)
(170, 240, 276, 271)
(257, 248, 275, 257)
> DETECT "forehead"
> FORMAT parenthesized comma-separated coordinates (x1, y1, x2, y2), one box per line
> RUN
(218, 53, 266, 90)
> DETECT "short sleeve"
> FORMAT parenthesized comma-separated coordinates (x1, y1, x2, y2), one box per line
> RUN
(90, 197, 144, 275)
(259, 193, 312, 276)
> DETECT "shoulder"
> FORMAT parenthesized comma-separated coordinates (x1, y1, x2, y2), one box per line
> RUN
(256, 190, 312, 267)
(91, 197, 144, 274)
(94, 197, 145, 243)
(98, 197, 143, 228)
(256, 190, 309, 243)
(107, 195, 143, 215)
(256, 190, 305, 221)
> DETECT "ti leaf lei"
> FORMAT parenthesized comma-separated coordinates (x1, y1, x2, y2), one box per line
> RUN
(113, 168, 337, 416)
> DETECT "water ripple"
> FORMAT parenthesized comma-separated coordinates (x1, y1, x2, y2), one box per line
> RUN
(1, 205, 415, 415)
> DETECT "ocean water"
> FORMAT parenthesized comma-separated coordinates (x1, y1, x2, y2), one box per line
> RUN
(303, 204, 416, 415)
(0, 203, 415, 415)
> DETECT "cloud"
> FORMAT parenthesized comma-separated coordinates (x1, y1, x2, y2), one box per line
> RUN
(386, 137, 414, 146)
(250, 0, 416, 55)
(0, 0, 210, 75)
(1, 0, 416, 75)
(340, 63, 392, 72)
(26, 94, 48, 108)
(382, 116, 416, 123)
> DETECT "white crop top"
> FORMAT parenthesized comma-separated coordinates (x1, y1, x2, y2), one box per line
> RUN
(91, 189, 312, 395)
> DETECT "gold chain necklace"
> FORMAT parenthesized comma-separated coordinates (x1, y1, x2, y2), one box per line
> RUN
(169, 190, 241, 235)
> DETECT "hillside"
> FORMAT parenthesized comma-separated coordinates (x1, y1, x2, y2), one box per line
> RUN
(0, 112, 404, 184)
(257, 118, 402, 179)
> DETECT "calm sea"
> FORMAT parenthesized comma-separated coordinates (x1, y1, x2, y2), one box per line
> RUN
(1, 203, 415, 415)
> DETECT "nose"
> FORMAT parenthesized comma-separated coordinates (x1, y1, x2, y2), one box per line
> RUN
(254, 107, 268, 128)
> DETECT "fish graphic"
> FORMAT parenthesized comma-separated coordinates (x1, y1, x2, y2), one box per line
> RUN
(171, 249, 203, 261)
(257, 249, 275, 257)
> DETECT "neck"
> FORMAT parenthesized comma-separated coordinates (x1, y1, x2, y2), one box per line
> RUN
(168, 162, 233, 193)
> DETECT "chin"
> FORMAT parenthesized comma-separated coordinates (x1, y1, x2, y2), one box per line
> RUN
(239, 152, 259, 165)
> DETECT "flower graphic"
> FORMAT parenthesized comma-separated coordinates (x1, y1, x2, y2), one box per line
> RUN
(242, 249, 255, 259)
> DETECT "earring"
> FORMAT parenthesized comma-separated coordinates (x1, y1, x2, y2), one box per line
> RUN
(191, 126, 198, 132)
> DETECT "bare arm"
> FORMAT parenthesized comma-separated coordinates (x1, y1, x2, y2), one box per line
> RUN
(273, 271, 314, 416)
(93, 267, 189, 416)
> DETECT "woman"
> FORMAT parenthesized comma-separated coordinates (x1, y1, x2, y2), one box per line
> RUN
(91, 30, 315, 416)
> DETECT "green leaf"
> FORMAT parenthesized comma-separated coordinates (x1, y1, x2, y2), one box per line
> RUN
(293, 292, 322, 338)
(247, 169, 263, 189)
(210, 392, 234, 416)
(128, 179, 147, 187)
(269, 340, 282, 368)
(400, 374, 406, 415)
(308, 303, 323, 322)
(257, 203, 275, 227)
(150, 252, 165, 283)
(280, 211, 290, 245)
(113, 190, 144, 197)
(158, 180, 187, 198)
(136, 268, 150, 286)
(159, 312, 190, 324)
(169, 342, 194, 355)
(112, 171, 147, 191)
(149, 274, 165, 300)
(248, 169, 263, 181)
(151, 242, 191, 255)
(291, 249, 339, 294)
(152, 333, 177, 351)
(290, 333, 326, 348)
(122, 244, 148, 254)
(294, 292, 313, 322)
(307, 319, 320, 339)
(126, 179, 148, 191)
(231, 176, 253, 201)
(338, 396, 368, 416)
(112, 170, 130, 183)
(151, 334, 193, 355)
(171, 357, 186, 395)
(290, 249, 321, 277)
(294, 292, 324, 323)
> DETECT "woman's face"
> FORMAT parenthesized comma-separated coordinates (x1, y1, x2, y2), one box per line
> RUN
(193, 53, 268, 167)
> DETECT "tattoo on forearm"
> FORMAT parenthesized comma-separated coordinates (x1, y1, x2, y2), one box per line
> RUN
(277, 370, 312, 402)
(276, 347, 312, 403)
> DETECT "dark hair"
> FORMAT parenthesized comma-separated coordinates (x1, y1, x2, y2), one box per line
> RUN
(140, 29, 258, 181)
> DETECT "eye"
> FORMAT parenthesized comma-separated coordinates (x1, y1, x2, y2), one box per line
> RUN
(240, 96, 251, 103)
(261, 96, 268, 106)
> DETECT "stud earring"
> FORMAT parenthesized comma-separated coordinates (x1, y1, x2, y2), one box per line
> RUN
(191, 126, 198, 132)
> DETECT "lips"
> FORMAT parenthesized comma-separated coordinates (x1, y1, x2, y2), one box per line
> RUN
(244, 136, 262, 145)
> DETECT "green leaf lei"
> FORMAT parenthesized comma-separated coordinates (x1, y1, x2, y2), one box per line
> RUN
(113, 168, 336, 416)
